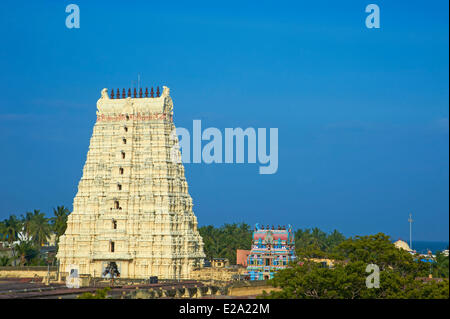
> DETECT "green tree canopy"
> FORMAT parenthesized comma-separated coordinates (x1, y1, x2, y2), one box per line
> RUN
(0, 255, 11, 266)
(433, 252, 449, 279)
(1, 215, 22, 244)
(295, 228, 346, 252)
(26, 210, 51, 246)
(199, 223, 252, 264)
(51, 205, 70, 240)
(14, 240, 39, 266)
(262, 233, 448, 299)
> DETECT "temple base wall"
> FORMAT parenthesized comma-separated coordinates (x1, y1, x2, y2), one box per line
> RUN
(59, 258, 202, 280)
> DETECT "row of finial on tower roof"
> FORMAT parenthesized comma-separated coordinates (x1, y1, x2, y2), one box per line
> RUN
(259, 225, 287, 230)
(110, 87, 161, 99)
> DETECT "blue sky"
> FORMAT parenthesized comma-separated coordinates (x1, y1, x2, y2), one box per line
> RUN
(0, 0, 448, 241)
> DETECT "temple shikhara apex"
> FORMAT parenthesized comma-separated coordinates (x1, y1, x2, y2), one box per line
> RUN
(246, 224, 296, 280)
(57, 86, 205, 280)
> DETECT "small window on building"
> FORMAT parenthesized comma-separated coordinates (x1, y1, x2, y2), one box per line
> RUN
(124, 127, 128, 132)
(119, 168, 124, 175)
(114, 201, 119, 209)
(123, 138, 127, 144)
(121, 152, 126, 159)
(112, 220, 117, 229)
(117, 184, 122, 191)
(110, 241, 115, 252)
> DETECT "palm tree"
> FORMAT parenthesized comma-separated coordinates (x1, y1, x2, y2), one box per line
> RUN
(1, 216, 22, 266)
(14, 240, 37, 266)
(28, 211, 51, 247)
(50, 206, 70, 240)
(0, 220, 5, 241)
(2, 215, 22, 245)
(0, 255, 11, 266)
(326, 229, 346, 249)
(21, 211, 36, 240)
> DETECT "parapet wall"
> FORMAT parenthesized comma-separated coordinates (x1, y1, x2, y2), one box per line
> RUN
(0, 267, 57, 279)
(190, 267, 246, 283)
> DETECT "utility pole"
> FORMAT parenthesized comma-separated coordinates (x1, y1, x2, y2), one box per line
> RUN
(56, 260, 60, 282)
(46, 251, 50, 285)
(408, 213, 413, 250)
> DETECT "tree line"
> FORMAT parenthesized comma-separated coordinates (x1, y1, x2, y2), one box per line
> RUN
(261, 233, 449, 299)
(2, 210, 448, 299)
(0, 206, 70, 266)
(1, 214, 348, 267)
(198, 223, 347, 264)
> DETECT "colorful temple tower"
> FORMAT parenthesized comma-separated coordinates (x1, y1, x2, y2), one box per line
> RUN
(246, 224, 296, 280)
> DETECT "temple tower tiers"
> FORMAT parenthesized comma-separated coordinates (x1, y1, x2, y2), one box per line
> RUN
(57, 86, 205, 280)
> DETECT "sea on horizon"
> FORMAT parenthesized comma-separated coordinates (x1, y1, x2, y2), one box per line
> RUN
(407, 241, 449, 254)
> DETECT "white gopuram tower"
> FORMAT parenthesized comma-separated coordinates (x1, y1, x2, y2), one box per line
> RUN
(57, 86, 205, 280)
